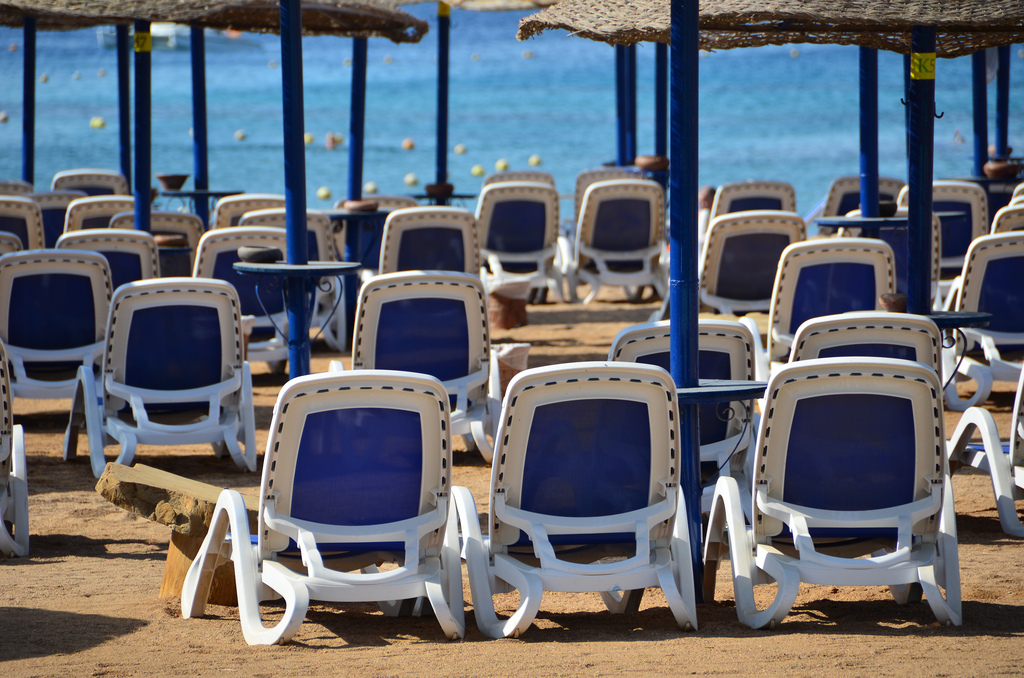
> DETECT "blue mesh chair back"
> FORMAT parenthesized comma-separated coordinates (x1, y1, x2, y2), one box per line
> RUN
(9, 273, 96, 351)
(397, 226, 467, 272)
(485, 200, 546, 273)
(977, 256, 1024, 334)
(0, 215, 31, 250)
(40, 208, 66, 248)
(935, 200, 974, 264)
(374, 298, 470, 382)
(518, 398, 651, 545)
(728, 196, 783, 213)
(123, 305, 223, 391)
(783, 392, 915, 539)
(716, 232, 792, 300)
(591, 198, 652, 272)
(789, 262, 878, 333)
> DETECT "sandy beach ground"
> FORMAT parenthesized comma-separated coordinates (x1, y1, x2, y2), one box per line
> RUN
(3, 288, 1024, 676)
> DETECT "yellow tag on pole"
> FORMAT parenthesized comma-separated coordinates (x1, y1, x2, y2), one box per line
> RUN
(439, 2, 450, 18)
(134, 32, 152, 53)
(910, 52, 936, 80)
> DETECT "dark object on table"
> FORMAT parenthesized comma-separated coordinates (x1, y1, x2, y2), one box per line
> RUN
(237, 246, 282, 264)
(426, 182, 454, 198)
(634, 155, 670, 172)
(156, 174, 190, 191)
(343, 199, 379, 212)
(982, 160, 1021, 179)
(878, 200, 899, 217)
(879, 292, 907, 313)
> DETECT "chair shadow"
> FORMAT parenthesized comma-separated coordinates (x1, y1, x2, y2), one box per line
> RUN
(0, 607, 147, 661)
(5, 533, 167, 563)
(287, 603, 449, 648)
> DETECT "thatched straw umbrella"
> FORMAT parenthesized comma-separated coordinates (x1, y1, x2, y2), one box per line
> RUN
(518, 0, 1024, 596)
(5, 0, 428, 378)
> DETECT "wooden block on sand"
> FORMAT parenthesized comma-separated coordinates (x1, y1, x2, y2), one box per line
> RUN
(96, 462, 259, 606)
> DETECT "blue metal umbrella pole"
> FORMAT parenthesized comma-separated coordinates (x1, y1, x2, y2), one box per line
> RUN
(21, 17, 35, 185)
(652, 42, 669, 187)
(625, 44, 637, 163)
(971, 50, 989, 178)
(859, 47, 880, 218)
(615, 45, 627, 165)
(133, 20, 152, 231)
(117, 26, 132, 187)
(280, 0, 312, 379)
(669, 0, 702, 598)
(995, 46, 1011, 158)
(347, 38, 368, 201)
(436, 3, 450, 188)
(190, 27, 210, 226)
(905, 28, 936, 316)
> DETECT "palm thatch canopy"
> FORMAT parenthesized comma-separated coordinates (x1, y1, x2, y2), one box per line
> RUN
(0, 0, 428, 42)
(517, 0, 1024, 57)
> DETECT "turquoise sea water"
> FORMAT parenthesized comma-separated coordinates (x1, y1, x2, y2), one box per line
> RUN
(1, 5, 1023, 216)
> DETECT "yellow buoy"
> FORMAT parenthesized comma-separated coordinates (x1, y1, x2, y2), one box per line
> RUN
(528, 154, 542, 167)
(364, 181, 379, 195)
(401, 137, 415, 151)
(71, 71, 81, 80)
(789, 48, 800, 58)
(303, 132, 314, 144)
(522, 50, 535, 59)
(97, 68, 106, 77)
(343, 58, 352, 67)
(453, 143, 467, 155)
(316, 186, 332, 200)
(495, 158, 509, 171)
(0, 111, 8, 123)
(471, 164, 485, 177)
(268, 60, 278, 68)
(383, 55, 394, 64)
(471, 53, 481, 62)
(8, 43, 16, 53)
(234, 129, 247, 141)
(404, 173, 419, 186)
(89, 116, 106, 129)
(39, 73, 49, 83)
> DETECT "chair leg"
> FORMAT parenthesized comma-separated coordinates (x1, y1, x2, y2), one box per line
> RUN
(0, 425, 29, 557)
(599, 588, 644, 614)
(422, 500, 466, 639)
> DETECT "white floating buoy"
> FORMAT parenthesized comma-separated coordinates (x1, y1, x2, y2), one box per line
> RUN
(528, 154, 542, 167)
(234, 129, 247, 141)
(71, 71, 81, 80)
(495, 158, 509, 171)
(39, 73, 48, 83)
(522, 50, 534, 59)
(401, 137, 415, 151)
(343, 58, 352, 67)
(364, 181, 378, 194)
(789, 48, 800, 58)
(0, 111, 8, 123)
(316, 186, 332, 200)
(89, 116, 106, 129)
(471, 164, 485, 177)
(97, 68, 106, 77)
(303, 132, 314, 144)
(453, 143, 467, 155)
(383, 55, 394, 64)
(404, 173, 419, 187)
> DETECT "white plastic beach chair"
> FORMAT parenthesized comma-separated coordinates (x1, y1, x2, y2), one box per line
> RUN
(63, 278, 257, 477)
(703, 357, 961, 628)
(209, 192, 284, 230)
(193, 226, 289, 370)
(181, 369, 465, 644)
(0, 338, 28, 557)
(567, 178, 666, 304)
(56, 229, 161, 290)
(51, 168, 129, 196)
(942, 231, 1024, 411)
(378, 206, 480, 275)
(947, 364, 1024, 538)
(110, 210, 205, 252)
(63, 195, 136, 233)
(482, 170, 555, 187)
(709, 179, 796, 220)
(476, 180, 563, 302)
(0, 250, 112, 401)
(337, 271, 499, 461)
(819, 175, 905, 220)
(0, 178, 33, 196)
(453, 361, 698, 638)
(699, 209, 806, 315)
(990, 203, 1024, 234)
(0, 196, 45, 250)
(608, 319, 758, 514)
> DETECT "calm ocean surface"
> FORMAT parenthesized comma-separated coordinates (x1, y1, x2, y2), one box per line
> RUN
(2, 5, 1022, 216)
